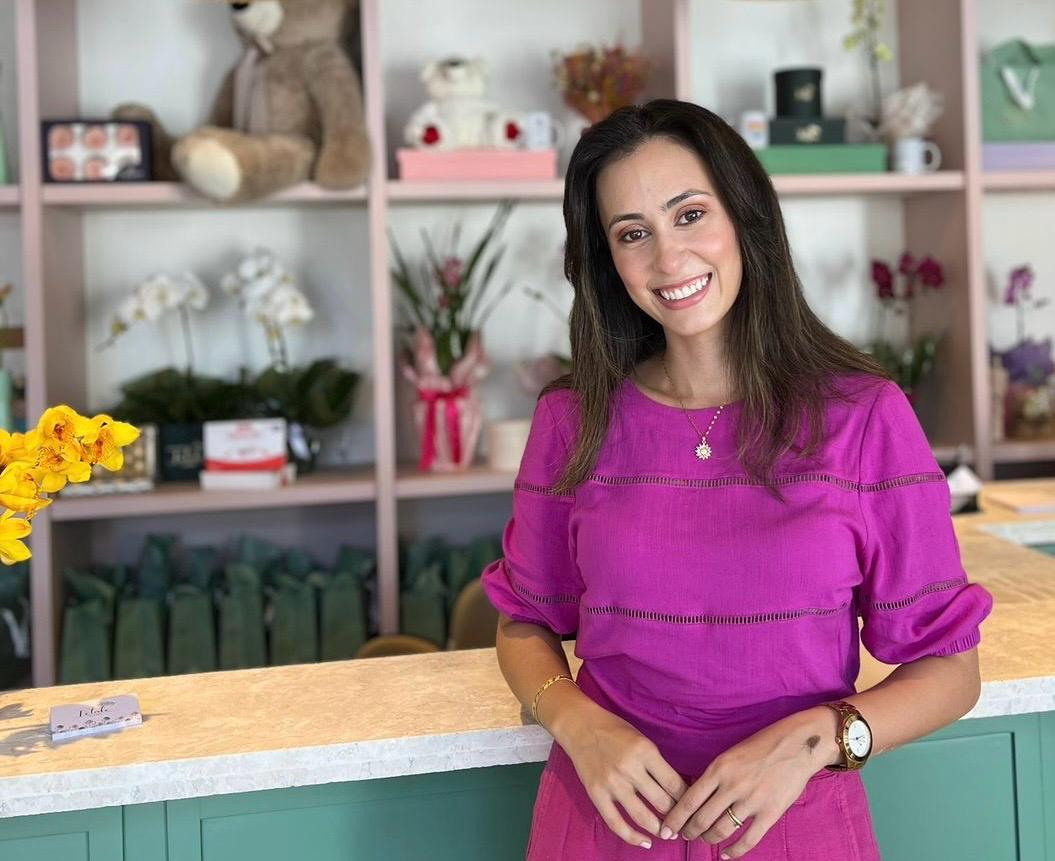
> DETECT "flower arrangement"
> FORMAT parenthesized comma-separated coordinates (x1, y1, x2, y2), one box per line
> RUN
(390, 200, 516, 376)
(866, 251, 947, 399)
(221, 248, 358, 469)
(551, 42, 652, 126)
(843, 0, 894, 135)
(391, 202, 517, 471)
(879, 82, 944, 143)
(0, 406, 138, 564)
(990, 264, 1054, 438)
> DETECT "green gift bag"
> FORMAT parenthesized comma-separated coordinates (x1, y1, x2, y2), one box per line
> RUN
(317, 547, 373, 660)
(218, 563, 267, 670)
(466, 534, 503, 584)
(399, 561, 447, 647)
(113, 596, 165, 679)
(59, 600, 112, 684)
(58, 568, 120, 684)
(981, 39, 1055, 141)
(139, 533, 177, 601)
(268, 571, 318, 666)
(234, 535, 284, 580)
(167, 583, 216, 675)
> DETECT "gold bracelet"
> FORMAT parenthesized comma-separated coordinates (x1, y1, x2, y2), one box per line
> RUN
(531, 674, 577, 725)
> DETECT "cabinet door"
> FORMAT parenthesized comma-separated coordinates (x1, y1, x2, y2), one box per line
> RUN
(0, 806, 123, 861)
(166, 762, 545, 861)
(862, 712, 1046, 861)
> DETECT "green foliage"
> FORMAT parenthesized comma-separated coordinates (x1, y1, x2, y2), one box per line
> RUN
(110, 367, 258, 425)
(253, 359, 359, 428)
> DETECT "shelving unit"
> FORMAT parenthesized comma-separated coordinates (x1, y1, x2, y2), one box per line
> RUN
(1, 0, 1047, 687)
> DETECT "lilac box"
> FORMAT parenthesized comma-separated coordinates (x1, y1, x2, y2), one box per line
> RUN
(983, 142, 1055, 171)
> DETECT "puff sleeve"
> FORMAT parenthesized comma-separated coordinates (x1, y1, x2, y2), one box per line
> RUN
(479, 390, 583, 635)
(855, 380, 994, 664)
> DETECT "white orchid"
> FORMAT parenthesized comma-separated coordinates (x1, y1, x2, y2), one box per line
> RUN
(221, 247, 316, 370)
(100, 270, 212, 375)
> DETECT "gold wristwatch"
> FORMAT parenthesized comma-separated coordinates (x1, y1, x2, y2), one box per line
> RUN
(821, 700, 873, 771)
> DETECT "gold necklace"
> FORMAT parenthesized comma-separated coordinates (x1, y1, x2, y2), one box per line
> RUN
(660, 354, 726, 461)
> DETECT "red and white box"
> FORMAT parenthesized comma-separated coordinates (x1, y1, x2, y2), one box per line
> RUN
(200, 418, 294, 490)
(396, 147, 557, 181)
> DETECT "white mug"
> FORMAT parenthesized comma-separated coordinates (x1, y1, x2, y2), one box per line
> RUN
(893, 137, 942, 174)
(521, 111, 567, 151)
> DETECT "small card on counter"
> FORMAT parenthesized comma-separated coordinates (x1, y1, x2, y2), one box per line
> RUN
(49, 694, 143, 741)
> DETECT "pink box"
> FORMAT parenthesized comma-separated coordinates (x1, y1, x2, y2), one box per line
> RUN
(396, 147, 557, 181)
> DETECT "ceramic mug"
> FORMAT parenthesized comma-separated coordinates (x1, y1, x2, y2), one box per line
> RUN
(521, 111, 567, 151)
(894, 137, 942, 174)
(487, 418, 532, 472)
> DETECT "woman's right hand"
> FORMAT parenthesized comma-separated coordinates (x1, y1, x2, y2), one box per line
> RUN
(554, 697, 690, 848)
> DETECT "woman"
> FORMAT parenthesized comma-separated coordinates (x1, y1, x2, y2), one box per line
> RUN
(480, 99, 993, 860)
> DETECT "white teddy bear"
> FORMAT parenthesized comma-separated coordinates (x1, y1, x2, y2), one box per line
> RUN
(404, 57, 524, 150)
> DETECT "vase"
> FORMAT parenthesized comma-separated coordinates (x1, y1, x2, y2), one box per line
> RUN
(400, 326, 490, 473)
(1004, 380, 1055, 439)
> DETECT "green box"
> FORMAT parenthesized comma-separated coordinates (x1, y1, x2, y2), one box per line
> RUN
(755, 143, 887, 174)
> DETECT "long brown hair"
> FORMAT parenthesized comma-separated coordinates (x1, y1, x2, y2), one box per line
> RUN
(543, 98, 892, 501)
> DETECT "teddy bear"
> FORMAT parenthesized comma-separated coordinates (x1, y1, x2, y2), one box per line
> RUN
(114, 0, 371, 203)
(403, 56, 524, 150)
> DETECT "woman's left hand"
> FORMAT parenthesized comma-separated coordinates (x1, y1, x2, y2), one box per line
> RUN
(659, 708, 834, 858)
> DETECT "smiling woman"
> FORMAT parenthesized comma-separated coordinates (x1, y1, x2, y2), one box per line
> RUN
(481, 99, 993, 860)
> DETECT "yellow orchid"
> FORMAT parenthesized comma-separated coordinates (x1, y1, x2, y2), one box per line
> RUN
(78, 414, 140, 472)
(0, 405, 140, 565)
(0, 510, 30, 565)
(0, 463, 51, 517)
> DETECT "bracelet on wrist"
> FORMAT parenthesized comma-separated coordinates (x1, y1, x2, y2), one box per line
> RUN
(531, 674, 578, 725)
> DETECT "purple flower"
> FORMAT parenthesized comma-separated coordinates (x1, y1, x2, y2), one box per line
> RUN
(917, 256, 944, 289)
(1003, 265, 1035, 306)
(871, 260, 894, 300)
(1001, 336, 1055, 385)
(897, 252, 915, 276)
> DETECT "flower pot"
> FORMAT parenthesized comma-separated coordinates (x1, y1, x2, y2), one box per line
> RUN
(1004, 380, 1055, 439)
(157, 422, 204, 482)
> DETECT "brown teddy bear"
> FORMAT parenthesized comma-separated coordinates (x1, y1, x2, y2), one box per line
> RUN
(115, 0, 371, 203)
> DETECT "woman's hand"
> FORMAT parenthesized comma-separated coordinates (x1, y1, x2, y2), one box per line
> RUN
(659, 708, 838, 858)
(559, 698, 691, 849)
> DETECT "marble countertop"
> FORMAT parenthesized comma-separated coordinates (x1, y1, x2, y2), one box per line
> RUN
(3, 482, 1055, 819)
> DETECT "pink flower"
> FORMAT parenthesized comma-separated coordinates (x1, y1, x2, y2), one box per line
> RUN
(897, 252, 915, 276)
(1003, 265, 1035, 306)
(917, 256, 944, 289)
(441, 257, 463, 291)
(871, 260, 894, 299)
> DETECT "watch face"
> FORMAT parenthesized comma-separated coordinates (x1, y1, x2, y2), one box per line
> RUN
(847, 718, 871, 758)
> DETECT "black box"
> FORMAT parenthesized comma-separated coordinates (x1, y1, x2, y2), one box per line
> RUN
(768, 117, 846, 145)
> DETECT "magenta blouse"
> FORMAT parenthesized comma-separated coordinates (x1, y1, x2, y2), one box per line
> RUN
(481, 372, 994, 779)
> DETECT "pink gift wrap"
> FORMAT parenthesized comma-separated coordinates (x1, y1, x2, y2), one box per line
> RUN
(401, 326, 490, 472)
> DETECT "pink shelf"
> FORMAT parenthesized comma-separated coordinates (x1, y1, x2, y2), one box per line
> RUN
(982, 171, 1055, 192)
(50, 467, 376, 521)
(772, 171, 965, 195)
(0, 185, 20, 207)
(41, 181, 368, 207)
(386, 178, 564, 202)
(386, 172, 964, 203)
(395, 461, 515, 498)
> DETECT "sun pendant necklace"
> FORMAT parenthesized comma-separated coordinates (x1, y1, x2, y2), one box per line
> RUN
(660, 354, 727, 461)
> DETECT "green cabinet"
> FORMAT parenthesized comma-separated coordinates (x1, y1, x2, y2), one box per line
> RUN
(2, 711, 1053, 861)
(0, 807, 123, 861)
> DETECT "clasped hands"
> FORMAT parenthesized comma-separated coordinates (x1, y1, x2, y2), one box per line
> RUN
(565, 705, 832, 857)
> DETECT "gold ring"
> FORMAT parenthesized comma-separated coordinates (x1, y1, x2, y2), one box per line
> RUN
(725, 805, 744, 828)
